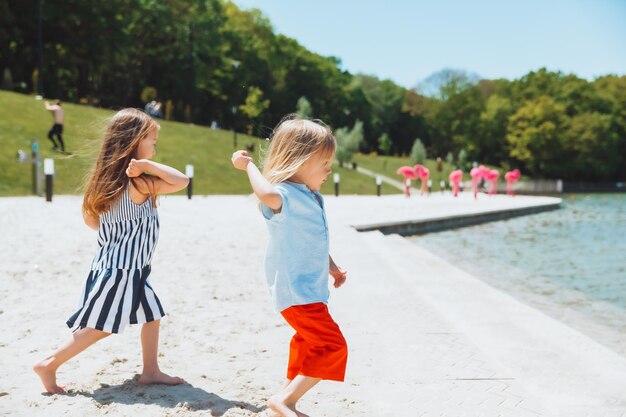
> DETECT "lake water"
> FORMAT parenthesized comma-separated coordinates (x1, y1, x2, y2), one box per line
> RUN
(411, 193, 626, 356)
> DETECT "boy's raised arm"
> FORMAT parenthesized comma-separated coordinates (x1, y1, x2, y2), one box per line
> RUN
(232, 150, 282, 211)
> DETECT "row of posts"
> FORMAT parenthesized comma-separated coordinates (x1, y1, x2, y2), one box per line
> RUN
(32, 164, 385, 201)
(22, 145, 434, 201)
(333, 173, 383, 197)
(185, 171, 385, 199)
(29, 165, 444, 201)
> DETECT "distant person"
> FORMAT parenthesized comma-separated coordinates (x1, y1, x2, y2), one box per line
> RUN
(152, 100, 163, 119)
(144, 100, 163, 119)
(33, 108, 189, 394)
(144, 100, 155, 114)
(45, 99, 65, 152)
(231, 116, 348, 417)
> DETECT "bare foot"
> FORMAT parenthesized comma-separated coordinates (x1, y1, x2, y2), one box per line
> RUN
(138, 370, 184, 386)
(267, 396, 309, 417)
(33, 359, 64, 394)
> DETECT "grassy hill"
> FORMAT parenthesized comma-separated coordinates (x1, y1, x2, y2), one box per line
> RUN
(0, 91, 400, 196)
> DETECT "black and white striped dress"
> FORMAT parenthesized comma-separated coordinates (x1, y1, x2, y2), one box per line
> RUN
(67, 185, 165, 334)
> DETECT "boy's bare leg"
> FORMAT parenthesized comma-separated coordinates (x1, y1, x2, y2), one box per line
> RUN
(34, 327, 110, 394)
(138, 320, 184, 385)
(268, 375, 321, 417)
(266, 379, 293, 416)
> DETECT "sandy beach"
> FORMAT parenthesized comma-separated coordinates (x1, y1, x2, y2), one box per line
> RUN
(1, 194, 625, 417)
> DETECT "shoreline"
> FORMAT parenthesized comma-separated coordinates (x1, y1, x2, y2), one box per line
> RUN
(412, 237, 626, 359)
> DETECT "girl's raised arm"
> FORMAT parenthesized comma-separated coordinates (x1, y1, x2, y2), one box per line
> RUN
(232, 150, 282, 211)
(126, 159, 189, 195)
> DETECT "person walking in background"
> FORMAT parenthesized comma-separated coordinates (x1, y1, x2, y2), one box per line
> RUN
(144, 100, 163, 119)
(33, 108, 189, 394)
(45, 99, 65, 152)
(232, 115, 349, 417)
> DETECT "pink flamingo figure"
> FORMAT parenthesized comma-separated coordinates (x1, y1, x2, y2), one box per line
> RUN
(396, 166, 418, 197)
(470, 165, 487, 199)
(485, 169, 500, 195)
(449, 169, 463, 197)
(504, 169, 521, 196)
(414, 164, 430, 195)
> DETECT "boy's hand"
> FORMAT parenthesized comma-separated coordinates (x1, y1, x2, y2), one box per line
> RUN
(126, 158, 148, 178)
(330, 267, 347, 288)
(232, 150, 253, 171)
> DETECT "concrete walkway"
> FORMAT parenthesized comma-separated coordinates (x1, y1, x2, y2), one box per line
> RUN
(323, 194, 626, 417)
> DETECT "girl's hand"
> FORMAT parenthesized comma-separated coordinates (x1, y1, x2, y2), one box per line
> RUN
(330, 267, 347, 288)
(126, 158, 147, 178)
(232, 150, 253, 171)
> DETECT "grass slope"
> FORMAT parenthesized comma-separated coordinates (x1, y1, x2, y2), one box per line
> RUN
(0, 91, 398, 196)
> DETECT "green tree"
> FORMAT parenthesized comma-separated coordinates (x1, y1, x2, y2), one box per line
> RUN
(594, 75, 626, 178)
(562, 112, 620, 180)
(417, 68, 480, 99)
(335, 120, 364, 166)
(352, 75, 404, 150)
(410, 138, 427, 165)
(296, 96, 312, 118)
(458, 149, 468, 171)
(446, 152, 454, 166)
(506, 96, 568, 177)
(239, 86, 270, 134)
(478, 94, 513, 164)
(421, 73, 484, 157)
(378, 133, 392, 155)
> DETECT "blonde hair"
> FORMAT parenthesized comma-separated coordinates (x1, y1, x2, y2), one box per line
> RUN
(262, 115, 336, 184)
(83, 108, 159, 216)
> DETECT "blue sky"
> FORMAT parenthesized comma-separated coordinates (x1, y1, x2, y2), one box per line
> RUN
(232, 0, 626, 88)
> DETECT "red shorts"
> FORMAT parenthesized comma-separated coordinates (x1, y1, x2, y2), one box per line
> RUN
(280, 302, 348, 382)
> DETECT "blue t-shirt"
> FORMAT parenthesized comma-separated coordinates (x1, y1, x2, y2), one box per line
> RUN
(261, 181, 330, 312)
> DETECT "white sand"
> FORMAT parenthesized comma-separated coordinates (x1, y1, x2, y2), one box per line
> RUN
(1, 194, 625, 417)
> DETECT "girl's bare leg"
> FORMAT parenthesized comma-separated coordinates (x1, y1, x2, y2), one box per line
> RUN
(138, 320, 184, 385)
(34, 327, 110, 394)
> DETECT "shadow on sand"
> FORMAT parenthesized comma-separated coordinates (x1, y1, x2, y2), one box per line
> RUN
(63, 374, 266, 416)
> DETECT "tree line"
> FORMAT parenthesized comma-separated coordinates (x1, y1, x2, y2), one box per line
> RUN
(2, 0, 624, 180)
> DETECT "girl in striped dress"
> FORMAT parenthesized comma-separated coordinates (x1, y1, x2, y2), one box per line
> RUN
(34, 108, 189, 394)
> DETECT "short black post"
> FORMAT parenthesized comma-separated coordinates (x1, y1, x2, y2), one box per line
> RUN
(31, 141, 39, 195)
(186, 164, 194, 199)
(334, 173, 340, 197)
(231, 106, 238, 148)
(44, 158, 54, 202)
(440, 180, 446, 194)
(376, 175, 382, 196)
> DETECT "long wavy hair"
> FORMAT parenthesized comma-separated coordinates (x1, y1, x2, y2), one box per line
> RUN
(262, 115, 336, 185)
(83, 108, 159, 216)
